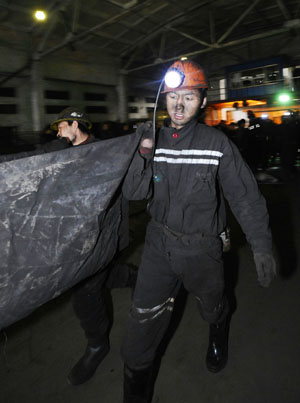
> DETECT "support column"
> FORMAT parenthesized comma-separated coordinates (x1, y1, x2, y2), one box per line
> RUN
(30, 58, 45, 132)
(117, 70, 128, 123)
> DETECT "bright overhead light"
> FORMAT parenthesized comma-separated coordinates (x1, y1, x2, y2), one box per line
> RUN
(34, 10, 47, 21)
(181, 56, 188, 60)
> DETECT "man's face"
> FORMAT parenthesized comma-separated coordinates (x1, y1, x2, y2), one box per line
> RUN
(166, 89, 203, 129)
(57, 121, 76, 143)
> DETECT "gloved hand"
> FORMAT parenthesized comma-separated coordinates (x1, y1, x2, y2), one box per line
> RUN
(137, 121, 154, 160)
(253, 252, 276, 287)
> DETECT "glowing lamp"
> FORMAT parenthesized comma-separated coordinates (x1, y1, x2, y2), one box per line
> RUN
(34, 10, 47, 21)
(164, 68, 185, 89)
(278, 93, 291, 103)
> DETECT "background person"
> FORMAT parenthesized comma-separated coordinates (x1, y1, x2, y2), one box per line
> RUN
(50, 107, 137, 386)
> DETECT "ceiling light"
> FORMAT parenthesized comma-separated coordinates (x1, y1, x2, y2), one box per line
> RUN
(34, 10, 47, 21)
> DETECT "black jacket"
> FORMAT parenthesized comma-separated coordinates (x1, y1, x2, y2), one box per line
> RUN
(123, 119, 272, 253)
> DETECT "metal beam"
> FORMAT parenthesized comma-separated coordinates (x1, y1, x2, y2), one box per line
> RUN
(100, 5, 168, 52)
(167, 26, 212, 48)
(0, 0, 66, 34)
(35, 15, 59, 54)
(39, 8, 132, 58)
(276, 0, 291, 20)
(0, 62, 30, 86)
(0, 22, 30, 33)
(217, 47, 246, 63)
(125, 25, 289, 73)
(148, 41, 158, 59)
(120, 0, 215, 57)
(38, 0, 156, 58)
(119, 3, 169, 27)
(105, 0, 137, 9)
(217, 0, 262, 44)
(123, 47, 142, 70)
(0, 0, 31, 14)
(166, 31, 246, 64)
(99, 27, 139, 50)
(121, 23, 170, 57)
(30, 0, 68, 34)
(90, 30, 132, 46)
(161, 29, 246, 65)
(252, 5, 272, 28)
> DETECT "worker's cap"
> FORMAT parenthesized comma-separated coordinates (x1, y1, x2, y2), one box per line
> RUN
(50, 107, 92, 131)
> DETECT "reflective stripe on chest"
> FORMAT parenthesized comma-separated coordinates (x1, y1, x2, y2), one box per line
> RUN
(154, 148, 223, 166)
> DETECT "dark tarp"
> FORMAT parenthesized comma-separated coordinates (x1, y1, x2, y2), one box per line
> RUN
(0, 133, 140, 330)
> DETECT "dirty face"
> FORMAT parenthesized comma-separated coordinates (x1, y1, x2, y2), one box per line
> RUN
(57, 121, 76, 143)
(166, 89, 202, 130)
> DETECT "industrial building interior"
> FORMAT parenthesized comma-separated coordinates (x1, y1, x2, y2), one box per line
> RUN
(0, 1, 300, 402)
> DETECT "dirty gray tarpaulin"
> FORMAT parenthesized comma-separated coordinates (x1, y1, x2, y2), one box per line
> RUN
(0, 132, 140, 330)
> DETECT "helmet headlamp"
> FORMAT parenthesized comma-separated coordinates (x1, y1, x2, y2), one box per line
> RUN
(164, 68, 185, 89)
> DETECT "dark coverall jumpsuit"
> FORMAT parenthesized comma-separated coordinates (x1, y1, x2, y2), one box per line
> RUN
(122, 118, 272, 369)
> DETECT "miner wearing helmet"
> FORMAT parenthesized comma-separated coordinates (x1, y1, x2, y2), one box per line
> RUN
(121, 59, 276, 402)
(50, 107, 94, 146)
(48, 107, 137, 386)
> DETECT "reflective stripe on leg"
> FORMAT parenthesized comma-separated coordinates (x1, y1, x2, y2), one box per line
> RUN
(132, 297, 175, 323)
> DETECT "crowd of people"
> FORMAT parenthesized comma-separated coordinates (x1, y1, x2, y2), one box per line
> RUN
(214, 110, 300, 181)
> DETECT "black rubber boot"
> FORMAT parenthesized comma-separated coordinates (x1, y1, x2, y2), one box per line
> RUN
(206, 317, 229, 373)
(123, 364, 153, 403)
(68, 339, 110, 385)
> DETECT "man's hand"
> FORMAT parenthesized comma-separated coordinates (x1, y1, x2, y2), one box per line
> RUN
(137, 121, 154, 160)
(254, 252, 276, 287)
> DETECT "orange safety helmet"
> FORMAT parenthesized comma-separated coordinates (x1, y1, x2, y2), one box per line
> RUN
(162, 60, 208, 93)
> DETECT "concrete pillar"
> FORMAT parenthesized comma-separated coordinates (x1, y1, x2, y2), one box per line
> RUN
(117, 71, 128, 123)
(30, 59, 44, 132)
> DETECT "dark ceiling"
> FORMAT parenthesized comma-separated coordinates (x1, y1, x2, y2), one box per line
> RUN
(1, 0, 300, 81)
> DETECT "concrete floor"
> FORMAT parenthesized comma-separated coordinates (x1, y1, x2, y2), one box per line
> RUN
(1, 170, 300, 403)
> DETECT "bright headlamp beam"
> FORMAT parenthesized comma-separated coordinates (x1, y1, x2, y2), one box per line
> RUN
(164, 69, 184, 89)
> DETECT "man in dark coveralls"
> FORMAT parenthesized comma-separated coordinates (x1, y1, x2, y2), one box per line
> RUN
(50, 107, 136, 385)
(121, 60, 276, 402)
